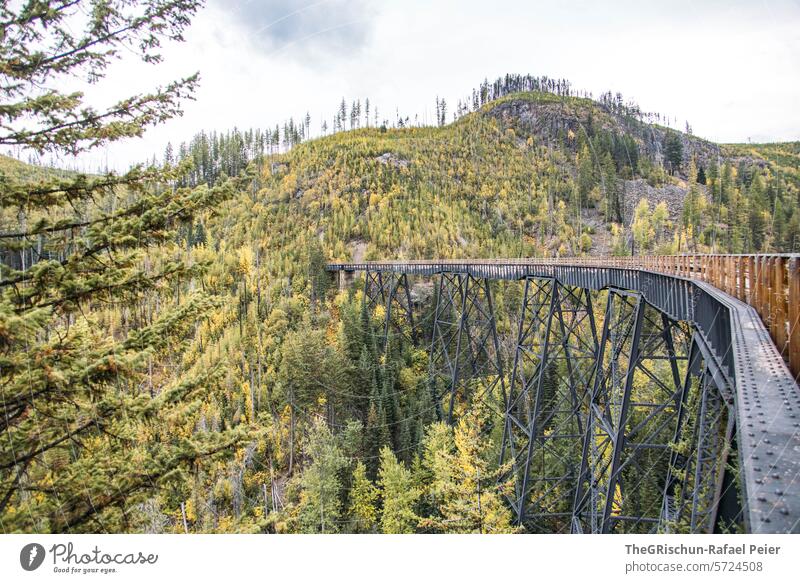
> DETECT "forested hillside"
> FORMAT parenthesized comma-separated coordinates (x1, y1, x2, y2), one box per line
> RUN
(99, 90, 796, 533)
(2, 1, 798, 535)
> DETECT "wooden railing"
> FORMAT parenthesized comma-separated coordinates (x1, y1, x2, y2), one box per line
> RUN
(595, 254, 800, 381)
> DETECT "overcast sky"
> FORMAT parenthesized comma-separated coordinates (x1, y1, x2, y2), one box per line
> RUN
(29, 0, 800, 171)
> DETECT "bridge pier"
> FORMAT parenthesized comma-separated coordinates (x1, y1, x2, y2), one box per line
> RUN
(428, 273, 505, 422)
(363, 269, 416, 348)
(337, 268, 355, 291)
(572, 290, 646, 533)
(500, 277, 599, 531)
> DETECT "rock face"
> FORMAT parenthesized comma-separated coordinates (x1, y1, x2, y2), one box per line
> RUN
(621, 179, 689, 225)
(486, 97, 721, 177)
(375, 152, 410, 169)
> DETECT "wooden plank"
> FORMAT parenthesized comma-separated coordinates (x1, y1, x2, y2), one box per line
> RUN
(788, 257, 800, 380)
(763, 256, 771, 317)
(767, 257, 777, 341)
(729, 256, 736, 295)
(713, 255, 719, 288)
(774, 257, 788, 357)
(708, 255, 714, 285)
(737, 257, 745, 300)
(723, 256, 729, 294)
(756, 256, 766, 318)
(746, 255, 755, 304)
(721, 256, 727, 293)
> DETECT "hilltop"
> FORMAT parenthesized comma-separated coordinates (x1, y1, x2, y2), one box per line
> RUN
(197, 90, 798, 272)
(5, 91, 799, 266)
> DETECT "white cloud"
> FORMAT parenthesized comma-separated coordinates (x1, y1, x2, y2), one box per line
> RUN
(34, 0, 800, 171)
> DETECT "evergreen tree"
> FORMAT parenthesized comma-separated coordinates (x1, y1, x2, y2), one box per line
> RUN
(697, 165, 707, 185)
(0, 0, 248, 533)
(418, 409, 513, 533)
(348, 461, 378, 532)
(664, 132, 683, 175)
(577, 144, 596, 207)
(297, 419, 347, 533)
(378, 447, 419, 533)
(365, 374, 390, 477)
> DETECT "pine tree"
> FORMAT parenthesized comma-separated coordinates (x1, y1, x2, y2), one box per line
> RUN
(365, 373, 390, 477)
(297, 419, 347, 533)
(348, 461, 378, 532)
(664, 132, 683, 175)
(378, 447, 418, 533)
(577, 144, 596, 207)
(0, 0, 248, 533)
(417, 409, 514, 533)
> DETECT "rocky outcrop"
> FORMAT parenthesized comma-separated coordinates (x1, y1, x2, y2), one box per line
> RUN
(621, 178, 689, 225)
(375, 152, 410, 169)
(486, 97, 721, 178)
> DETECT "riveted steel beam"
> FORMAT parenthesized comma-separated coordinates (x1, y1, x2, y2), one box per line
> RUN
(428, 273, 505, 423)
(500, 278, 599, 531)
(364, 269, 417, 349)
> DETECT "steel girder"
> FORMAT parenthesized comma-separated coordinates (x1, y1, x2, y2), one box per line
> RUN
(570, 290, 694, 533)
(499, 277, 599, 531)
(659, 334, 736, 533)
(428, 273, 506, 422)
(364, 269, 416, 348)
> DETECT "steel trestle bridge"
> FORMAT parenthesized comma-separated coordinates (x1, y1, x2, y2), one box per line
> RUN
(327, 256, 800, 534)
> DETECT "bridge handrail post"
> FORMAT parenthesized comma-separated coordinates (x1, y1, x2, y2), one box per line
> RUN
(709, 255, 715, 286)
(722, 256, 729, 295)
(737, 256, 746, 300)
(767, 256, 777, 340)
(755, 256, 765, 317)
(746, 255, 756, 304)
(773, 256, 788, 355)
(788, 257, 800, 379)
(723, 256, 730, 295)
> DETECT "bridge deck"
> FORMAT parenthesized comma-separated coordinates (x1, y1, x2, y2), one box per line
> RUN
(327, 258, 800, 533)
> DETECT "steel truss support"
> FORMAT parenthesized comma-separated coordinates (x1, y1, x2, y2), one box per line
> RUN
(328, 261, 781, 532)
(571, 290, 692, 533)
(499, 277, 599, 531)
(428, 273, 506, 422)
(364, 269, 416, 348)
(659, 333, 735, 533)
